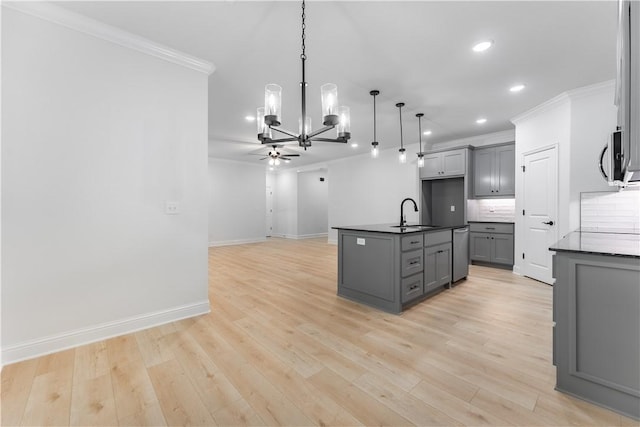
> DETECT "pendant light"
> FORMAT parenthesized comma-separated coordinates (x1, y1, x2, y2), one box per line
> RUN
(416, 113, 425, 168)
(396, 102, 407, 164)
(257, 0, 350, 150)
(370, 90, 380, 158)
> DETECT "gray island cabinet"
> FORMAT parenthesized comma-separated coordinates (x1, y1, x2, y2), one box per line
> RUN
(334, 224, 455, 314)
(550, 231, 640, 420)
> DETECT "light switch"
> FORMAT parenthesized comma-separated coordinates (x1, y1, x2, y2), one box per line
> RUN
(165, 201, 180, 215)
(356, 238, 366, 246)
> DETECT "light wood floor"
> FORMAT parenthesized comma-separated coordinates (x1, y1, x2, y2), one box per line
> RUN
(2, 237, 637, 426)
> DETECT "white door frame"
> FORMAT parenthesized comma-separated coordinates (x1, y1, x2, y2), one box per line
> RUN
(520, 144, 559, 285)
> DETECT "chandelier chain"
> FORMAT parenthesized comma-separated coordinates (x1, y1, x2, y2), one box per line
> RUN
(300, 0, 306, 60)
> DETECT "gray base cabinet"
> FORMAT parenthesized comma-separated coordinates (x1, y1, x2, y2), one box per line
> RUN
(469, 222, 514, 266)
(337, 229, 452, 314)
(424, 243, 452, 293)
(553, 251, 640, 420)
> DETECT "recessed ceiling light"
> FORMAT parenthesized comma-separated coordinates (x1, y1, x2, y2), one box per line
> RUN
(423, 130, 432, 136)
(472, 40, 493, 52)
(510, 84, 526, 92)
(351, 142, 358, 148)
(245, 115, 255, 122)
(476, 118, 487, 124)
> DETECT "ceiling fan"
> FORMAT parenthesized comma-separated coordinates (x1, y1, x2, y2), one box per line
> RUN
(252, 145, 300, 166)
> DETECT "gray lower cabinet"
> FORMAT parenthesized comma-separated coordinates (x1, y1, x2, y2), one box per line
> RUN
(469, 222, 514, 266)
(553, 251, 640, 420)
(337, 229, 452, 313)
(424, 242, 452, 292)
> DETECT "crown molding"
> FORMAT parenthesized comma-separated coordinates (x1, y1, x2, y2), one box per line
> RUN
(511, 80, 615, 125)
(3, 1, 215, 75)
(566, 79, 615, 100)
(511, 92, 570, 125)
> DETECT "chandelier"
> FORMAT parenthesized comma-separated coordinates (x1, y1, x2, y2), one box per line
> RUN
(256, 0, 351, 149)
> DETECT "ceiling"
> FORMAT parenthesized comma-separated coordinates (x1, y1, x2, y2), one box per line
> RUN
(56, 1, 618, 168)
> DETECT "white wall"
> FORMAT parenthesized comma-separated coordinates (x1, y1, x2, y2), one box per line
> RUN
(327, 144, 421, 243)
(568, 82, 618, 230)
(273, 169, 298, 238)
(2, 7, 210, 364)
(511, 81, 617, 275)
(297, 169, 328, 237)
(208, 159, 266, 246)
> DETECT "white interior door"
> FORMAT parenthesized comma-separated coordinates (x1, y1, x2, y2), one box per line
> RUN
(522, 146, 558, 284)
(266, 185, 273, 237)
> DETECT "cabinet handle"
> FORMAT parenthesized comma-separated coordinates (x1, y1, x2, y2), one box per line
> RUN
(410, 240, 420, 244)
(437, 250, 444, 253)
(485, 227, 495, 230)
(409, 285, 419, 290)
(409, 260, 419, 265)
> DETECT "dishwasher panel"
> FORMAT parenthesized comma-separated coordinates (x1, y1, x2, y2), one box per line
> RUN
(453, 227, 469, 282)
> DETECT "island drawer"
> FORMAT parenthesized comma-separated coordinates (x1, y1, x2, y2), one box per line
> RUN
(401, 234, 424, 252)
(401, 273, 424, 303)
(425, 230, 451, 246)
(469, 222, 513, 234)
(401, 249, 423, 277)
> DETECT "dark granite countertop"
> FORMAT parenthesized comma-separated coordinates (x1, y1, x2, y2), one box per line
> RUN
(468, 220, 515, 224)
(550, 231, 640, 258)
(332, 223, 466, 234)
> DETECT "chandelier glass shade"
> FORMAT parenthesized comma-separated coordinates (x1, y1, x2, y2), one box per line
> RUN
(257, 0, 350, 149)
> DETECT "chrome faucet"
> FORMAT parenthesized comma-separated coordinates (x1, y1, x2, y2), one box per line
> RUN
(400, 197, 418, 227)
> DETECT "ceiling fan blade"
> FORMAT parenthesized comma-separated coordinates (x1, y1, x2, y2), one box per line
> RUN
(283, 154, 300, 157)
(259, 157, 268, 160)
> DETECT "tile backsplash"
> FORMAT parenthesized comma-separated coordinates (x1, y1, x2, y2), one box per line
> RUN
(467, 198, 516, 222)
(580, 188, 640, 232)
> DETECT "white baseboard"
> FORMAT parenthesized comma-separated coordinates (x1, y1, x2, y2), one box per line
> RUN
(1, 300, 210, 366)
(512, 265, 523, 275)
(269, 233, 328, 240)
(327, 238, 337, 245)
(209, 237, 266, 247)
(297, 233, 328, 239)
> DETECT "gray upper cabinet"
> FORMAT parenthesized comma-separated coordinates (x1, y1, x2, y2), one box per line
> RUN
(420, 148, 466, 179)
(473, 143, 515, 197)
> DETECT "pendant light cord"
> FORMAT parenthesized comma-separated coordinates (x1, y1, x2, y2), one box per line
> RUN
(373, 93, 377, 142)
(418, 115, 422, 153)
(301, 0, 306, 60)
(398, 103, 404, 149)
(300, 0, 307, 142)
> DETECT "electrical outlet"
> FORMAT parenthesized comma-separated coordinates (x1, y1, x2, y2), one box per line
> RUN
(165, 201, 180, 215)
(450, 205, 455, 212)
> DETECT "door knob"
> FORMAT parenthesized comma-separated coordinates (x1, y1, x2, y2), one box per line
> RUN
(542, 220, 555, 226)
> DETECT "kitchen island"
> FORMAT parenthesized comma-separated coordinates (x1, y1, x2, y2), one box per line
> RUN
(550, 231, 640, 420)
(333, 224, 465, 314)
